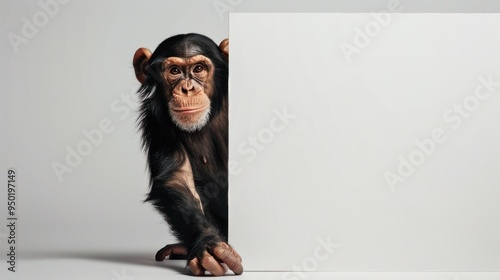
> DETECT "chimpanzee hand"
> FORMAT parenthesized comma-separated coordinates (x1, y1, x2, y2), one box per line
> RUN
(188, 242, 243, 276)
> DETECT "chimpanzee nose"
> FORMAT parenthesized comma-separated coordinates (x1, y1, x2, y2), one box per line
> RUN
(181, 79, 195, 95)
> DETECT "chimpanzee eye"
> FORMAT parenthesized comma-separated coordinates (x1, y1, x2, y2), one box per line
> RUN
(169, 66, 181, 75)
(193, 64, 204, 73)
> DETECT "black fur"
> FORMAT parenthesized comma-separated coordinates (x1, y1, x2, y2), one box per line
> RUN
(136, 33, 228, 262)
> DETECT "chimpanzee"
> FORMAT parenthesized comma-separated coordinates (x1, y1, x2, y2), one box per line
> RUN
(132, 33, 242, 276)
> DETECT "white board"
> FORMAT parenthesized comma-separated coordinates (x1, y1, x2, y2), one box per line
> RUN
(229, 13, 500, 272)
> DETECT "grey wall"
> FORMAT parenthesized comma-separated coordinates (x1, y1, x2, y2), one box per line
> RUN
(1, 0, 500, 265)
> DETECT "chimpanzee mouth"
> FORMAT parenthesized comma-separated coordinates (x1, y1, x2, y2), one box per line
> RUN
(170, 105, 211, 132)
(172, 104, 209, 115)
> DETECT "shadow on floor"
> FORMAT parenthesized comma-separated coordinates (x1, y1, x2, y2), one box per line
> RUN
(23, 251, 188, 275)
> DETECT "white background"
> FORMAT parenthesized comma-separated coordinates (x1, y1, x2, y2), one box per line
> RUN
(229, 13, 500, 271)
(1, 0, 500, 279)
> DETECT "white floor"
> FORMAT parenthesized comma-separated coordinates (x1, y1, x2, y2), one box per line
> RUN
(2, 252, 500, 280)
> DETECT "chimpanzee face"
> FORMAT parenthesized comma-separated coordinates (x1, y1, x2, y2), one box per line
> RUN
(162, 54, 214, 132)
(133, 34, 228, 132)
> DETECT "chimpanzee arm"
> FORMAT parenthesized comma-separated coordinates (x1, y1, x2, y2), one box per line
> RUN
(148, 186, 225, 259)
(145, 153, 242, 275)
(146, 155, 223, 259)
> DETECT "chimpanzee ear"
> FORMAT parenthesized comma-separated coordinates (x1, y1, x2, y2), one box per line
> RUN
(219, 39, 229, 60)
(133, 48, 152, 84)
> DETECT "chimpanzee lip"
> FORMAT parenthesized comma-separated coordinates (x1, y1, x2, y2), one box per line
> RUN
(172, 104, 209, 114)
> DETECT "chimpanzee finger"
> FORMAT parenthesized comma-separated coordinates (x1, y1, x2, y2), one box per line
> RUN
(188, 257, 205, 276)
(228, 245, 243, 263)
(212, 245, 244, 275)
(213, 242, 242, 262)
(200, 250, 226, 276)
(155, 244, 188, 261)
(169, 253, 186, 260)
